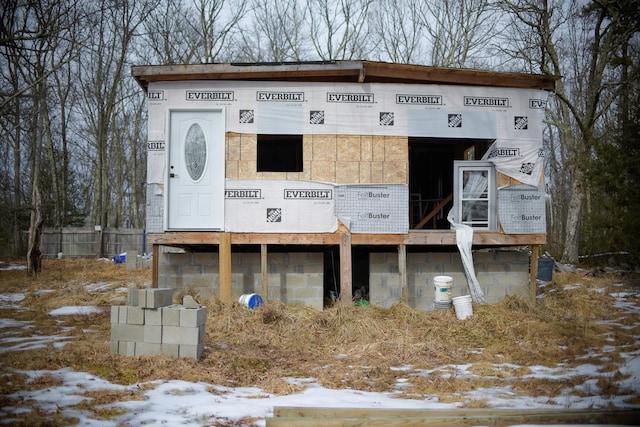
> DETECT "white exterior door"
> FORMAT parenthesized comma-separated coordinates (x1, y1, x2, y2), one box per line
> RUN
(167, 109, 225, 230)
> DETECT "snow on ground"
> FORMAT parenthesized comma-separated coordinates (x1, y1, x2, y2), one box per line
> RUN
(0, 278, 639, 426)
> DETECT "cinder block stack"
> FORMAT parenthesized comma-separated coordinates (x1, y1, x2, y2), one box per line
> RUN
(110, 289, 207, 360)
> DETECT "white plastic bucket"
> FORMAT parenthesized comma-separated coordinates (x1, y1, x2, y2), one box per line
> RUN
(452, 295, 473, 320)
(239, 293, 263, 309)
(433, 275, 453, 303)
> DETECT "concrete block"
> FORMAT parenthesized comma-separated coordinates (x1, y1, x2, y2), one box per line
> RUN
(135, 342, 162, 356)
(162, 305, 182, 326)
(128, 289, 144, 307)
(110, 323, 144, 342)
(109, 340, 119, 354)
(144, 325, 163, 344)
(111, 306, 121, 324)
(118, 305, 128, 324)
(182, 295, 200, 309)
(162, 325, 204, 346)
(179, 343, 204, 360)
(118, 341, 136, 356)
(127, 306, 145, 325)
(125, 250, 138, 270)
(145, 308, 162, 325)
(146, 288, 175, 309)
(161, 343, 180, 357)
(179, 307, 207, 328)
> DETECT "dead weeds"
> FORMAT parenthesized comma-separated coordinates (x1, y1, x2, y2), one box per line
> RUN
(1, 259, 639, 411)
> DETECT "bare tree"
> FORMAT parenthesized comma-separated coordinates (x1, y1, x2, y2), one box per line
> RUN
(307, 0, 374, 60)
(369, 0, 426, 63)
(189, 0, 248, 63)
(1, 0, 82, 272)
(138, 0, 201, 64)
(499, 0, 640, 263)
(234, 0, 310, 62)
(75, 0, 157, 255)
(419, 0, 499, 67)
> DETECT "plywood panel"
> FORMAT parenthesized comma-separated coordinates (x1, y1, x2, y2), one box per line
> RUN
(310, 160, 336, 182)
(337, 134, 361, 160)
(335, 161, 360, 183)
(312, 135, 337, 161)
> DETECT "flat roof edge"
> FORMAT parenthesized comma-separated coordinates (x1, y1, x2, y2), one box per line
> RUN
(131, 61, 557, 91)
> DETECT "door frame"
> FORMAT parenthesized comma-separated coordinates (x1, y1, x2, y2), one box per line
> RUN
(164, 107, 226, 231)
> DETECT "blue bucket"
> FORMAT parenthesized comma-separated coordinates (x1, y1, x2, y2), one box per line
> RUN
(113, 253, 126, 264)
(239, 293, 263, 309)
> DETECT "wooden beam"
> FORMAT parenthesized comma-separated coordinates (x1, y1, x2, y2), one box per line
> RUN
(261, 244, 268, 301)
(270, 407, 640, 426)
(398, 244, 407, 303)
(151, 244, 159, 288)
(530, 244, 540, 304)
(339, 232, 352, 305)
(414, 193, 453, 229)
(146, 231, 546, 247)
(219, 232, 232, 303)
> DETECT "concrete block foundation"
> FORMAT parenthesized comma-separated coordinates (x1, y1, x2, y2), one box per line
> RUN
(157, 247, 530, 312)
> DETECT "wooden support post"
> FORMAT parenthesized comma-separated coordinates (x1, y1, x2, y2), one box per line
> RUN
(152, 244, 159, 288)
(340, 232, 352, 305)
(219, 232, 232, 303)
(261, 243, 268, 301)
(398, 244, 407, 304)
(530, 244, 540, 304)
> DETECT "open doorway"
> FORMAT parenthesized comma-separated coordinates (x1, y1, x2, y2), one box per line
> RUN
(322, 245, 373, 308)
(409, 138, 493, 229)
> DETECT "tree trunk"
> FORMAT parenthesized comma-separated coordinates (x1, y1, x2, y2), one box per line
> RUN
(561, 167, 585, 264)
(27, 179, 44, 275)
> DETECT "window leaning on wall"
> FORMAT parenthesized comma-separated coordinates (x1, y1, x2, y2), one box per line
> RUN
(257, 134, 303, 172)
(453, 161, 497, 230)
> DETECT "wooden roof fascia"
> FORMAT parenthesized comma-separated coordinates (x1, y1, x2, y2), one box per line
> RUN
(132, 61, 557, 91)
(359, 61, 557, 90)
(131, 62, 364, 90)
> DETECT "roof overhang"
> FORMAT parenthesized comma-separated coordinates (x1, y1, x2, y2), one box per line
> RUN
(131, 60, 557, 92)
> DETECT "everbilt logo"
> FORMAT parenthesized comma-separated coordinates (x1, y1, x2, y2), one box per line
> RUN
(148, 90, 164, 100)
(256, 91, 304, 102)
(284, 189, 332, 199)
(147, 141, 165, 150)
(327, 92, 374, 103)
(464, 96, 510, 107)
(396, 94, 442, 105)
(186, 90, 234, 101)
(225, 189, 261, 199)
(487, 147, 520, 158)
(529, 99, 547, 109)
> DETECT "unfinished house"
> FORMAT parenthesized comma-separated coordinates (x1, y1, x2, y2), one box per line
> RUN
(131, 61, 556, 311)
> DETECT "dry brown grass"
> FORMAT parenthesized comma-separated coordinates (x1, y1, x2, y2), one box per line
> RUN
(1, 258, 639, 415)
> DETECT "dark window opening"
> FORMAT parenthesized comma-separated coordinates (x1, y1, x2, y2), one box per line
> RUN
(257, 134, 303, 172)
(408, 138, 493, 229)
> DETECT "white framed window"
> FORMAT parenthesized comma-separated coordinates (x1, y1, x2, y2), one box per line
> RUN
(453, 161, 497, 230)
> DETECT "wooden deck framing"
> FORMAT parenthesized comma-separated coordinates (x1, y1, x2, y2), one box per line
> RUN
(150, 231, 545, 305)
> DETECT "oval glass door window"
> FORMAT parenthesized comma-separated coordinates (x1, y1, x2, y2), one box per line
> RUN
(184, 123, 207, 181)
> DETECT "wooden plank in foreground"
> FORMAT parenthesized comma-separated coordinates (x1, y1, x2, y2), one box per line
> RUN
(267, 407, 640, 427)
